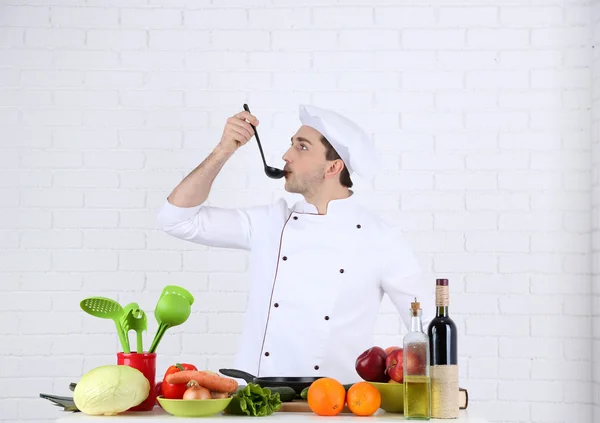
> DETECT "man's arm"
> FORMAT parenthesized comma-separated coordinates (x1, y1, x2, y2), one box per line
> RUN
(379, 230, 435, 331)
(167, 110, 259, 207)
(156, 109, 266, 250)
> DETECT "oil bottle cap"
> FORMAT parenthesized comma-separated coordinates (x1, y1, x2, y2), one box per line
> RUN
(410, 297, 420, 316)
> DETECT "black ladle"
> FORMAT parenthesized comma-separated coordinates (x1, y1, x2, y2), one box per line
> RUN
(243, 104, 286, 179)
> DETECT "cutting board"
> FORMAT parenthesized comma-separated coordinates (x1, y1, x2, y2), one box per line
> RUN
(278, 400, 352, 413)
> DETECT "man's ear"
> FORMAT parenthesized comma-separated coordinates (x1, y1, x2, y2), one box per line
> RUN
(325, 159, 344, 180)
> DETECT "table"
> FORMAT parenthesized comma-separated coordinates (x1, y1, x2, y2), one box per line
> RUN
(55, 407, 490, 422)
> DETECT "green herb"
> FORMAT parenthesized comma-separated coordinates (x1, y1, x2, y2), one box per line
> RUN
(224, 383, 282, 416)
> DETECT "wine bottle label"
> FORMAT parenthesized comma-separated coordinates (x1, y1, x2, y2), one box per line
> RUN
(430, 364, 459, 418)
(436, 285, 449, 307)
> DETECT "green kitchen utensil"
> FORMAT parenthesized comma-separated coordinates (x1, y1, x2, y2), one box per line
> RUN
(161, 285, 195, 305)
(148, 293, 191, 353)
(39, 393, 79, 412)
(80, 297, 129, 353)
(134, 309, 148, 353)
(120, 302, 139, 353)
(121, 305, 147, 353)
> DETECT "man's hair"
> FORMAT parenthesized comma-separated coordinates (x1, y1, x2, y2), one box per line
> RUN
(320, 136, 353, 188)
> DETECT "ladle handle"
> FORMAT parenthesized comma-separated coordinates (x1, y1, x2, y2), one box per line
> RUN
(148, 324, 167, 353)
(243, 104, 268, 168)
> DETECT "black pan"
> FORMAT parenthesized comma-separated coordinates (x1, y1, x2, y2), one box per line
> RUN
(219, 368, 323, 395)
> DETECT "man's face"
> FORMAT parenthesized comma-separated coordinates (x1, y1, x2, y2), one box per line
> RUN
(281, 125, 329, 195)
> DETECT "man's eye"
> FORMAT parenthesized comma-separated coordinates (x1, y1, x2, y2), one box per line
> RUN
(300, 144, 307, 150)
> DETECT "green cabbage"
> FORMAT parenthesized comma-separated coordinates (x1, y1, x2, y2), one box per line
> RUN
(73, 365, 150, 416)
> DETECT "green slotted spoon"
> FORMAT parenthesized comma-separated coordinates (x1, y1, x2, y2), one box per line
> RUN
(80, 297, 129, 353)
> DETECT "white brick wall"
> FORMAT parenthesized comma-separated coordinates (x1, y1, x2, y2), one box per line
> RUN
(0, 1, 597, 422)
(593, 1, 600, 422)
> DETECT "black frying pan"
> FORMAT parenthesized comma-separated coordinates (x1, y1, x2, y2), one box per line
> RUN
(219, 368, 323, 395)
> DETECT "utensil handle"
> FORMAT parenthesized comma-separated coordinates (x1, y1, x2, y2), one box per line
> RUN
(40, 393, 75, 403)
(148, 324, 167, 353)
(243, 104, 268, 167)
(121, 324, 131, 353)
(115, 320, 130, 353)
(218, 368, 256, 383)
(136, 331, 143, 353)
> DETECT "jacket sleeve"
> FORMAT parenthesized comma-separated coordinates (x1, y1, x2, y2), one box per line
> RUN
(379, 229, 435, 332)
(155, 199, 272, 251)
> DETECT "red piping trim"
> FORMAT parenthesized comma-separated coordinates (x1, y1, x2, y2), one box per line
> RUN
(257, 212, 294, 375)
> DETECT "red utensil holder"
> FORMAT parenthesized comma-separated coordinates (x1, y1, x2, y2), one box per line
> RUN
(117, 352, 156, 411)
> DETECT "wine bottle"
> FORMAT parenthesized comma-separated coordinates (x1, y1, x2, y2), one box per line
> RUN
(427, 278, 459, 418)
(403, 297, 431, 420)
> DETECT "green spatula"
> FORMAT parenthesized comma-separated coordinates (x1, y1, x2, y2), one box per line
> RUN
(80, 297, 129, 353)
(120, 302, 139, 353)
(121, 304, 147, 353)
(132, 309, 147, 353)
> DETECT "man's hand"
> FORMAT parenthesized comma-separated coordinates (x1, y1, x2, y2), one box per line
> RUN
(217, 110, 259, 154)
(166, 109, 260, 207)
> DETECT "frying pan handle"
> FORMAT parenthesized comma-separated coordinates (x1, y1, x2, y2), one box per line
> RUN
(219, 368, 256, 383)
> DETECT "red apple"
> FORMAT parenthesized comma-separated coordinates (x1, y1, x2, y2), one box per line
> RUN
(385, 346, 400, 355)
(355, 346, 388, 382)
(405, 348, 426, 375)
(385, 348, 404, 383)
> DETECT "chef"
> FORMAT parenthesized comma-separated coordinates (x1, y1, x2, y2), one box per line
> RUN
(156, 105, 434, 384)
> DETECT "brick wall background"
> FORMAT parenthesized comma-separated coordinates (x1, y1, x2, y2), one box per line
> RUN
(0, 1, 597, 422)
(592, 0, 599, 421)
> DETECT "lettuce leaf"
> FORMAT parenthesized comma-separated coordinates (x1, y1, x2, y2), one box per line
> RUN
(224, 383, 282, 416)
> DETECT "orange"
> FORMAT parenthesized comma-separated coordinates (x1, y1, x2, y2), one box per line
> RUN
(346, 382, 381, 416)
(307, 377, 346, 416)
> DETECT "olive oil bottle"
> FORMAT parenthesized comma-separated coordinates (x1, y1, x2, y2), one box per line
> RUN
(403, 298, 431, 420)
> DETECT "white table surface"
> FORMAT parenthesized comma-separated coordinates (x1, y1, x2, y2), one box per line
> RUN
(55, 406, 489, 422)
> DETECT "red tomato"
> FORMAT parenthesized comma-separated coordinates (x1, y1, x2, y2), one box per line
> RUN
(161, 363, 197, 399)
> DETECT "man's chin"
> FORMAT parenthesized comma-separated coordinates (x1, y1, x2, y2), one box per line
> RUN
(283, 181, 300, 194)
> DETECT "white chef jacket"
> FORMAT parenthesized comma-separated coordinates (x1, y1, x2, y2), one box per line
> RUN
(156, 192, 433, 384)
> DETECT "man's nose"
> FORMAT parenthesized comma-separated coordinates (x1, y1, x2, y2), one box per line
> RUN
(282, 149, 291, 163)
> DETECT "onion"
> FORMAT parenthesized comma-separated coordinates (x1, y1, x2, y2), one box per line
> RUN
(183, 380, 211, 400)
(211, 391, 229, 399)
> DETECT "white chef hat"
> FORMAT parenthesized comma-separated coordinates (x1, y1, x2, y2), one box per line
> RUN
(299, 104, 381, 179)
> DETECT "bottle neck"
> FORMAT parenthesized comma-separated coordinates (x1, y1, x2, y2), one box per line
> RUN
(436, 305, 449, 317)
(435, 284, 450, 317)
(410, 314, 423, 332)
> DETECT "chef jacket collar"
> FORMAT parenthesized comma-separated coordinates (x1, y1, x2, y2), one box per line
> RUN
(290, 190, 359, 218)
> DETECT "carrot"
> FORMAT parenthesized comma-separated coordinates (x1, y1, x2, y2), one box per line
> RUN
(165, 370, 238, 393)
